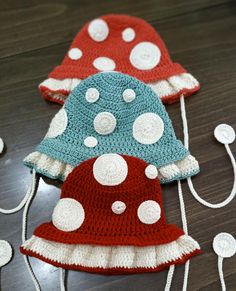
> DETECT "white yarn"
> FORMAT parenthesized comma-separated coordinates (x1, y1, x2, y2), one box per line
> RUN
(218, 257, 226, 291)
(22, 170, 41, 291)
(164, 265, 175, 291)
(180, 95, 236, 208)
(59, 268, 66, 291)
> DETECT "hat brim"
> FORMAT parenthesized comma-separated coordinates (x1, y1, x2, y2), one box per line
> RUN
(24, 151, 199, 183)
(21, 234, 200, 274)
(39, 73, 199, 105)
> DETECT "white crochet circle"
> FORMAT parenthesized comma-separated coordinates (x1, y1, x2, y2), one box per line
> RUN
(133, 113, 164, 144)
(137, 200, 161, 224)
(93, 153, 128, 186)
(93, 57, 116, 71)
(94, 112, 117, 135)
(84, 136, 98, 148)
(0, 240, 12, 267)
(122, 28, 135, 42)
(85, 88, 100, 103)
(52, 198, 85, 232)
(130, 42, 161, 70)
(145, 165, 158, 179)
(46, 108, 68, 138)
(123, 88, 136, 103)
(0, 137, 4, 154)
(111, 201, 126, 214)
(88, 18, 109, 42)
(68, 48, 82, 60)
(214, 124, 235, 144)
(213, 232, 236, 258)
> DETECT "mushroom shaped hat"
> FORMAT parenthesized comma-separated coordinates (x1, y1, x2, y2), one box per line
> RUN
(25, 72, 199, 183)
(21, 154, 201, 274)
(39, 14, 199, 104)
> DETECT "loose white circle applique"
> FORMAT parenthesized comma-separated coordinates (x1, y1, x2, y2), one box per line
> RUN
(0, 240, 12, 267)
(52, 198, 85, 232)
(94, 112, 117, 135)
(213, 232, 236, 258)
(84, 136, 98, 148)
(85, 88, 100, 103)
(46, 108, 68, 138)
(68, 48, 83, 60)
(88, 18, 109, 42)
(93, 57, 116, 71)
(123, 88, 136, 103)
(112, 201, 126, 214)
(122, 28, 135, 42)
(0, 137, 4, 154)
(130, 42, 161, 70)
(214, 124, 235, 145)
(137, 200, 161, 224)
(93, 153, 128, 186)
(145, 165, 158, 179)
(133, 113, 164, 144)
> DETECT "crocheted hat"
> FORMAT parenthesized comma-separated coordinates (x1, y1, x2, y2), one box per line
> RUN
(39, 14, 199, 105)
(25, 72, 199, 183)
(21, 154, 200, 274)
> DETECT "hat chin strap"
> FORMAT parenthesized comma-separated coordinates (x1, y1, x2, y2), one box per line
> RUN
(21, 170, 66, 291)
(180, 95, 236, 208)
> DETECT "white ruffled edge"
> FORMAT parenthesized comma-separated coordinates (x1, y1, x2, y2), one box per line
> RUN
(21, 234, 200, 269)
(24, 151, 199, 182)
(39, 73, 199, 101)
(149, 73, 199, 99)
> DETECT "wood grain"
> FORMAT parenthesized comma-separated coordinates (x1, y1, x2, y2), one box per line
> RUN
(0, 0, 235, 290)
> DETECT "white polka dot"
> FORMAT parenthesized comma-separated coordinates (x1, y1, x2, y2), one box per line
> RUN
(93, 57, 116, 71)
(137, 200, 161, 224)
(130, 42, 161, 70)
(122, 28, 135, 42)
(214, 124, 235, 145)
(93, 154, 128, 186)
(0, 240, 12, 267)
(213, 233, 236, 258)
(94, 112, 116, 135)
(68, 48, 82, 60)
(133, 113, 164, 144)
(145, 165, 158, 179)
(84, 136, 98, 148)
(52, 198, 85, 232)
(88, 18, 109, 42)
(85, 88, 100, 103)
(123, 89, 136, 103)
(0, 137, 4, 154)
(46, 108, 68, 138)
(112, 201, 126, 214)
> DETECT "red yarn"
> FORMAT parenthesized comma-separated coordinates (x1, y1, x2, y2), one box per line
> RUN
(34, 155, 184, 246)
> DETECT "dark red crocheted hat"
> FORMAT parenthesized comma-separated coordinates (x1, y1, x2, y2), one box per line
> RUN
(21, 154, 200, 274)
(39, 14, 200, 105)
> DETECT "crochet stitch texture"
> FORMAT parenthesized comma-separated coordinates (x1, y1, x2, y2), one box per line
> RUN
(39, 14, 200, 104)
(25, 72, 199, 183)
(21, 154, 200, 274)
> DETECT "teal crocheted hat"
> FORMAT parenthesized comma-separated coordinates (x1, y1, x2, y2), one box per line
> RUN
(24, 72, 199, 183)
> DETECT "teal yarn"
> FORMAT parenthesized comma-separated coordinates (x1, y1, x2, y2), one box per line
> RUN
(24, 72, 199, 182)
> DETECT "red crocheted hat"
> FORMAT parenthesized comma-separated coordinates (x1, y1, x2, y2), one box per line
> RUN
(21, 154, 200, 274)
(39, 14, 200, 105)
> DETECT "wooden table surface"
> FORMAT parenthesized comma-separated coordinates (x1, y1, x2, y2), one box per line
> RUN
(0, 0, 235, 290)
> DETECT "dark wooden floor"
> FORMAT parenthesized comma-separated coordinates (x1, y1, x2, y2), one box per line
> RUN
(0, 0, 236, 290)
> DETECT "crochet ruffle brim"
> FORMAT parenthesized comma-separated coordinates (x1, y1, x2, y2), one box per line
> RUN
(39, 73, 199, 105)
(23, 151, 199, 183)
(20, 234, 200, 274)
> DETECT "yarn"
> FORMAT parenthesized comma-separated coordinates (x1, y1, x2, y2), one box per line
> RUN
(39, 14, 199, 104)
(25, 72, 200, 183)
(21, 154, 201, 273)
